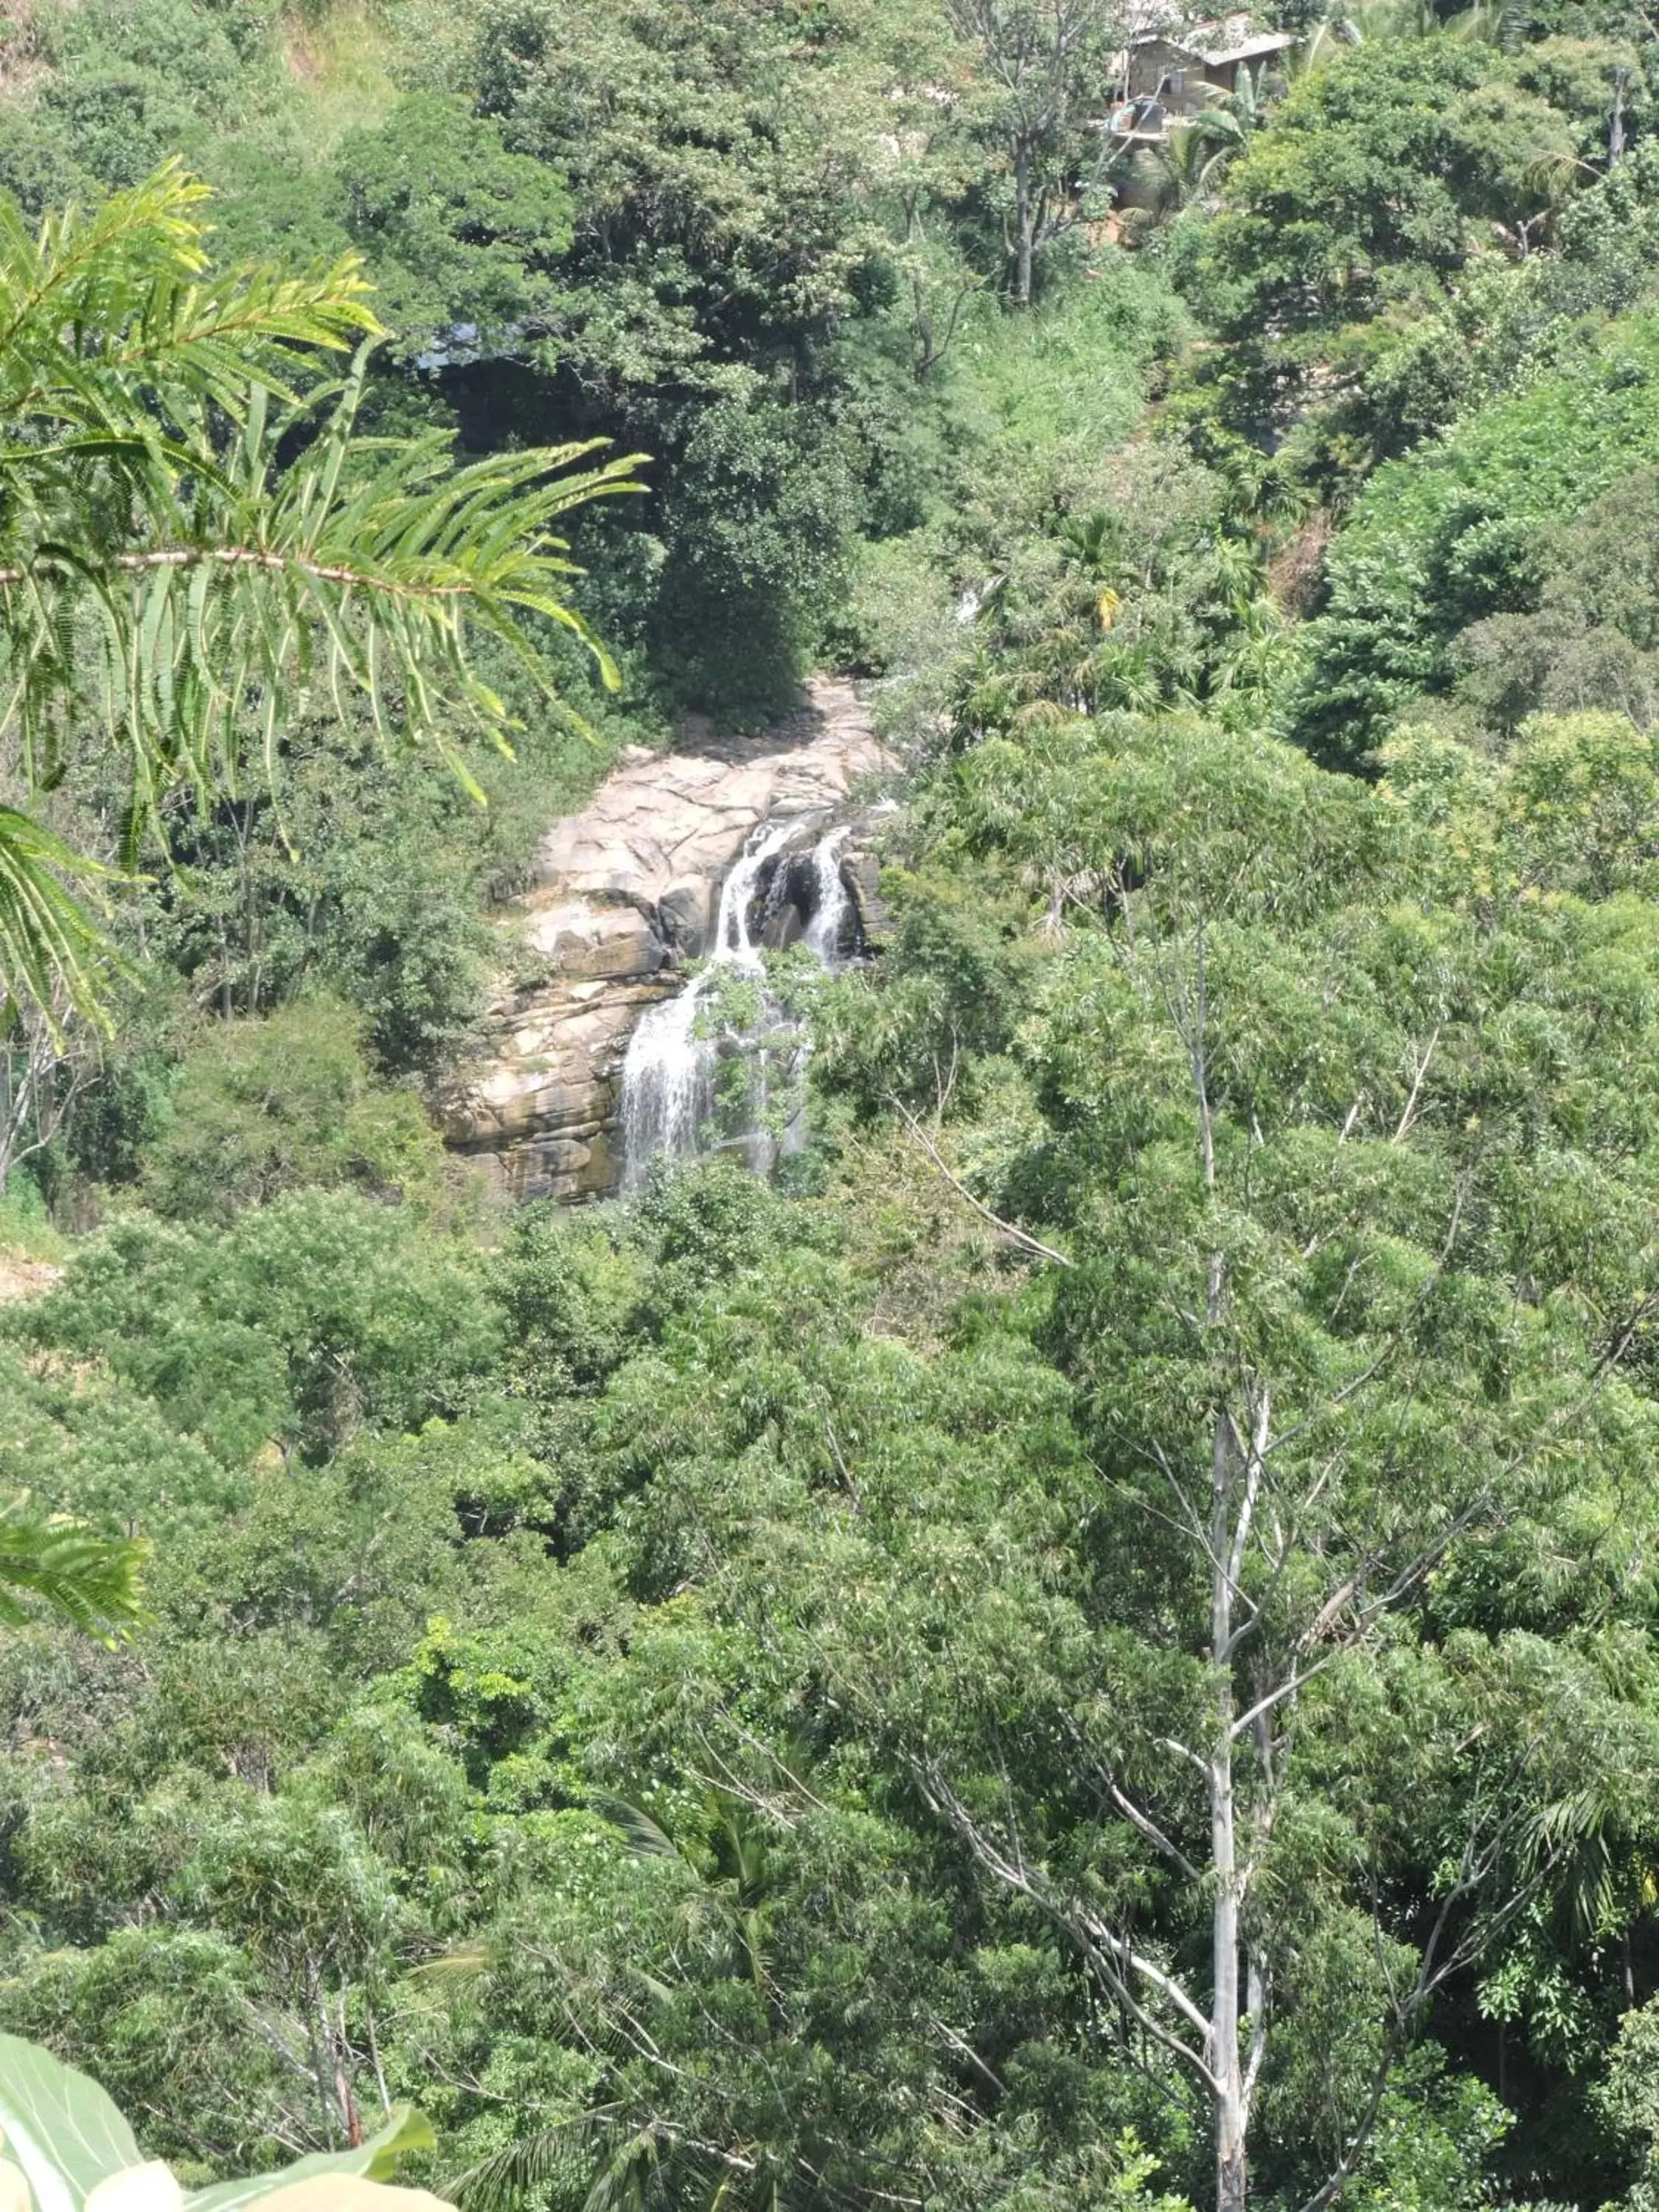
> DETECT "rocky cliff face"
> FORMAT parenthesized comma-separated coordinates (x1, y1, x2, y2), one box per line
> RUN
(442, 678, 890, 1203)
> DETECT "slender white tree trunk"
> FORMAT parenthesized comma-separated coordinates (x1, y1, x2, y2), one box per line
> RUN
(1211, 1402, 1248, 2212)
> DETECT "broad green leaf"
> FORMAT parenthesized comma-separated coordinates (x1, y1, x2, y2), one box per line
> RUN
(240, 2183, 451, 2212)
(84, 2165, 181, 2212)
(0, 2034, 142, 2212)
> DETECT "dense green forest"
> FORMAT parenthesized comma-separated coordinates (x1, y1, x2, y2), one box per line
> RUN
(4, 0, 1659, 2208)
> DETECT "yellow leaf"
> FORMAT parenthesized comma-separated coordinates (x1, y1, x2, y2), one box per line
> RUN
(247, 2183, 453, 2212)
(85, 2167, 183, 2212)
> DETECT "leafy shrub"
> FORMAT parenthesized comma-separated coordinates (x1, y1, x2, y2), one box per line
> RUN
(335, 92, 572, 353)
(15, 1192, 501, 1464)
(1286, 312, 1659, 765)
(139, 1000, 456, 1225)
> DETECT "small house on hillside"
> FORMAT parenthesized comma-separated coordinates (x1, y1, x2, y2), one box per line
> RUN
(1105, 15, 1298, 142)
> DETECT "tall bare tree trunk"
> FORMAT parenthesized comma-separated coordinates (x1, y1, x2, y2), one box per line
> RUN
(1212, 1815, 1248, 2205)
(1013, 142, 1036, 305)
(1199, 922, 1248, 2212)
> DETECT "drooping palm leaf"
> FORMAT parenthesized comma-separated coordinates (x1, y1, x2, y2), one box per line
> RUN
(0, 811, 116, 1030)
(458, 2114, 674, 2212)
(0, 1500, 147, 1641)
(0, 161, 648, 1022)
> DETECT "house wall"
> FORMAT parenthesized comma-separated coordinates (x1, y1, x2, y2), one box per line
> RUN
(1126, 40, 1197, 101)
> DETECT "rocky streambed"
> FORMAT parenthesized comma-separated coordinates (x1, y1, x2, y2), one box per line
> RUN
(441, 678, 891, 1203)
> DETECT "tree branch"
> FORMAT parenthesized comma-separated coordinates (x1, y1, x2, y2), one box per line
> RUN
(888, 1094, 1074, 1267)
(914, 1760, 1224, 2096)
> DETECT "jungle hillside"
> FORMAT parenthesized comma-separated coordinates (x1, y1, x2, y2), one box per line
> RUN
(0, 3, 1658, 2211)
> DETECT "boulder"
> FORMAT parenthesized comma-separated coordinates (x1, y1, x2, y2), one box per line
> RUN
(522, 900, 666, 978)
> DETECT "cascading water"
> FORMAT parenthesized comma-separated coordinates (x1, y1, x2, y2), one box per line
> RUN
(801, 825, 853, 963)
(619, 818, 793, 1184)
(616, 987, 712, 1172)
(619, 816, 855, 1186)
(713, 817, 798, 970)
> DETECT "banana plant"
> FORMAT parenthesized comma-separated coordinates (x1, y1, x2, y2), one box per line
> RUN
(1153, 116, 1248, 210)
(0, 2036, 448, 2212)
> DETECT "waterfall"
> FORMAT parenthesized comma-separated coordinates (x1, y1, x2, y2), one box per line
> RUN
(619, 817, 856, 1186)
(618, 987, 713, 1173)
(801, 825, 852, 964)
(713, 818, 798, 969)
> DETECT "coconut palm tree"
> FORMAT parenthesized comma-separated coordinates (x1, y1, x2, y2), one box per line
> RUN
(1306, 0, 1528, 56)
(0, 164, 645, 1644)
(0, 161, 644, 1026)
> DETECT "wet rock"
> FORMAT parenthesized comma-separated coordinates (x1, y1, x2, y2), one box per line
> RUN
(845, 849, 892, 950)
(761, 903, 806, 950)
(659, 875, 716, 956)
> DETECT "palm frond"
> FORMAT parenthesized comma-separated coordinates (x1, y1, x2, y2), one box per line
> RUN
(0, 164, 650, 1022)
(0, 1499, 147, 1641)
(456, 2110, 633, 2212)
(591, 1795, 685, 1861)
(0, 160, 378, 428)
(0, 809, 120, 1032)
(459, 2115, 707, 2212)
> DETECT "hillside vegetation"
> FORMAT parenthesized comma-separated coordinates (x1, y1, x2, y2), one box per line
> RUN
(2, 3, 1659, 2211)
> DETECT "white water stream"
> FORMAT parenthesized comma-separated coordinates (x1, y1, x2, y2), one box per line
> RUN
(620, 817, 855, 1186)
(801, 825, 853, 963)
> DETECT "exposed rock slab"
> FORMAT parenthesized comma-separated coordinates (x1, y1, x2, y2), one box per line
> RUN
(0, 1256, 63, 1303)
(443, 678, 891, 1203)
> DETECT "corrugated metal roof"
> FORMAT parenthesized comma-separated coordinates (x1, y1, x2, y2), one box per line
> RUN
(1194, 28, 1298, 60)
(1126, 16, 1299, 64)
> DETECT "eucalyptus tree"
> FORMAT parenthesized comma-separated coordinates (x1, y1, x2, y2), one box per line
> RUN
(796, 706, 1659, 2211)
